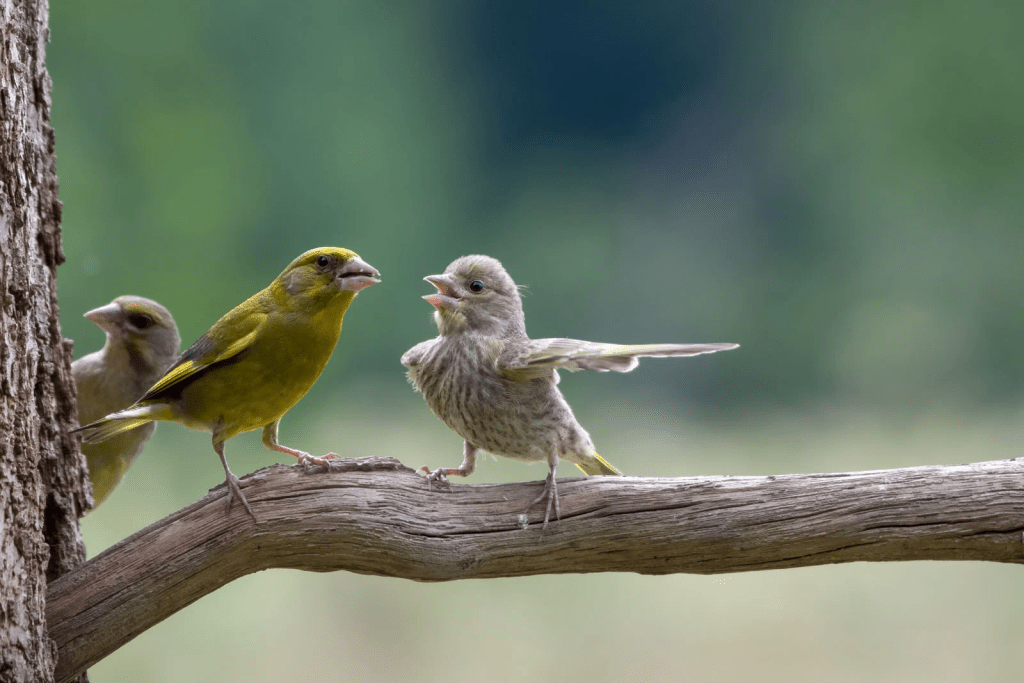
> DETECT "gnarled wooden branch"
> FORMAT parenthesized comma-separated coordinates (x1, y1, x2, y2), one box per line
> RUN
(47, 456, 1024, 682)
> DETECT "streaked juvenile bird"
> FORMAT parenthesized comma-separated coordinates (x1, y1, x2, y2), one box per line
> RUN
(72, 296, 181, 509)
(402, 254, 738, 527)
(77, 247, 380, 519)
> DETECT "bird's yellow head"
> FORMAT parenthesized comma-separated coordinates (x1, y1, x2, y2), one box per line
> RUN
(84, 295, 181, 371)
(273, 247, 381, 311)
(422, 255, 526, 337)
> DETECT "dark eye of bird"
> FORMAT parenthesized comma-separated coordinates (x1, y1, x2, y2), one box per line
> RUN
(469, 280, 484, 293)
(316, 255, 331, 268)
(128, 314, 154, 329)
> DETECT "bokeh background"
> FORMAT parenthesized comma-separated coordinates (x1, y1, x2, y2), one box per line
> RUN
(50, 1, 1024, 681)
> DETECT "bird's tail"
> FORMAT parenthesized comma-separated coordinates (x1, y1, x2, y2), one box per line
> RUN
(75, 416, 155, 444)
(74, 404, 165, 444)
(574, 452, 623, 476)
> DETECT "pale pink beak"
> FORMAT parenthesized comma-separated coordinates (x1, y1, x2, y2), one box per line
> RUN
(83, 302, 122, 336)
(338, 257, 380, 292)
(423, 274, 460, 310)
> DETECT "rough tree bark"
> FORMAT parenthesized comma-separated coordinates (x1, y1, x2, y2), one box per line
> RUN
(0, 0, 91, 682)
(47, 455, 1024, 682)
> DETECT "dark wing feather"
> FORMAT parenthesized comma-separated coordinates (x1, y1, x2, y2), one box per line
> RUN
(135, 309, 266, 403)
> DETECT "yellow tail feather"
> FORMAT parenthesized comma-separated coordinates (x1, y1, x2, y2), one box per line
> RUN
(77, 417, 154, 444)
(574, 452, 622, 476)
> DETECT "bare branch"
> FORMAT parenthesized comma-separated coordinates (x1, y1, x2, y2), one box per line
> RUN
(47, 456, 1024, 682)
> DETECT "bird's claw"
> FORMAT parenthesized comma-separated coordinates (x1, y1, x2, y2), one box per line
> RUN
(418, 466, 454, 492)
(298, 452, 341, 474)
(224, 472, 257, 521)
(524, 473, 560, 529)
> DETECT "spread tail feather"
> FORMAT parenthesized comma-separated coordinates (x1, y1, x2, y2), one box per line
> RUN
(574, 452, 622, 476)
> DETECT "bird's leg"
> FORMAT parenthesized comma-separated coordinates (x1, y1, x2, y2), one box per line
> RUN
(419, 441, 478, 492)
(262, 420, 340, 472)
(525, 451, 560, 529)
(213, 437, 256, 521)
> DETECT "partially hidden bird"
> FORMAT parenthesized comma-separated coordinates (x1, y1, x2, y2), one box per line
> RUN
(402, 254, 738, 527)
(76, 247, 380, 520)
(72, 295, 181, 509)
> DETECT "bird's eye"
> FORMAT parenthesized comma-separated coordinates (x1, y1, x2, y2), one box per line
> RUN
(128, 314, 154, 329)
(469, 280, 484, 293)
(316, 255, 331, 268)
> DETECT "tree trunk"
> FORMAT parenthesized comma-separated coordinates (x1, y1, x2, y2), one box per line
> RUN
(0, 0, 91, 681)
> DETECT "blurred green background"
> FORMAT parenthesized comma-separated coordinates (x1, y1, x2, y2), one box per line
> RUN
(49, 1, 1024, 681)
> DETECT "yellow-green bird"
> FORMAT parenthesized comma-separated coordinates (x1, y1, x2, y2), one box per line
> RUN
(76, 247, 380, 519)
(72, 296, 181, 509)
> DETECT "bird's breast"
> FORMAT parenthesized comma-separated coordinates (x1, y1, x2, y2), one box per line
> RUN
(415, 338, 578, 459)
(179, 312, 343, 436)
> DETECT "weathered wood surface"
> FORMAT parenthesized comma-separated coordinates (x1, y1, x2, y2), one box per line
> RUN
(48, 456, 1024, 682)
(1, 0, 90, 680)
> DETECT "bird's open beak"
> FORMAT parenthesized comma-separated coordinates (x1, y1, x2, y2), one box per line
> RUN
(423, 274, 460, 310)
(83, 302, 122, 335)
(338, 257, 381, 293)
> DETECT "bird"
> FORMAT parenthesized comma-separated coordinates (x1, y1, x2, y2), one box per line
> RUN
(402, 254, 738, 527)
(76, 247, 380, 520)
(72, 296, 181, 509)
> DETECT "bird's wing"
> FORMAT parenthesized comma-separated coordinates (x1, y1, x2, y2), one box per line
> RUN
(136, 309, 266, 402)
(499, 339, 738, 380)
(401, 338, 436, 368)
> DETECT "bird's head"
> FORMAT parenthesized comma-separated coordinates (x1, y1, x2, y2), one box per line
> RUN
(276, 247, 381, 310)
(423, 255, 526, 337)
(85, 295, 181, 373)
